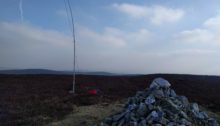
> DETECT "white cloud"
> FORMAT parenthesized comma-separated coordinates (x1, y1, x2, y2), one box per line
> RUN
(78, 26, 152, 47)
(169, 49, 217, 56)
(0, 22, 71, 46)
(112, 3, 149, 18)
(0, 22, 152, 49)
(0, 22, 74, 70)
(0, 21, 153, 71)
(176, 13, 220, 45)
(112, 3, 185, 25)
(150, 6, 185, 25)
(78, 27, 126, 47)
(203, 13, 220, 31)
(94, 49, 218, 74)
(176, 29, 214, 43)
(138, 49, 216, 58)
(1, 22, 218, 75)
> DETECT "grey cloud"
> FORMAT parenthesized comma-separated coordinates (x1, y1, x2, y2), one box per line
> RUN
(0, 21, 220, 75)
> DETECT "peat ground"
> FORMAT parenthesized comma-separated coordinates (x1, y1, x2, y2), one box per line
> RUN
(0, 74, 220, 125)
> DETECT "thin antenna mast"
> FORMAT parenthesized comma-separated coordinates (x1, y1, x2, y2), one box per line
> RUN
(65, 0, 76, 94)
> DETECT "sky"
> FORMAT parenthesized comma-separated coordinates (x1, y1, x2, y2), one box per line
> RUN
(1, 0, 220, 75)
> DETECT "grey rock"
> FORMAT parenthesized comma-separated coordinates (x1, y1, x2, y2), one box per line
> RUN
(192, 110, 205, 119)
(208, 118, 219, 126)
(129, 121, 138, 126)
(146, 119, 153, 124)
(118, 118, 125, 126)
(178, 118, 191, 125)
(197, 112, 205, 119)
(149, 81, 160, 89)
(177, 96, 189, 107)
(152, 124, 162, 126)
(160, 117, 169, 125)
(145, 95, 156, 105)
(139, 119, 147, 126)
(146, 111, 159, 124)
(191, 103, 200, 112)
(163, 88, 171, 97)
(96, 78, 220, 126)
(171, 98, 182, 108)
(200, 111, 209, 119)
(124, 112, 131, 120)
(127, 104, 137, 111)
(170, 89, 177, 97)
(150, 78, 171, 89)
(163, 99, 180, 114)
(179, 111, 188, 119)
(167, 122, 176, 126)
(137, 103, 147, 116)
(112, 112, 125, 121)
(151, 110, 159, 118)
(157, 109, 164, 118)
(130, 112, 137, 122)
(147, 104, 154, 110)
(190, 103, 206, 119)
(152, 89, 165, 98)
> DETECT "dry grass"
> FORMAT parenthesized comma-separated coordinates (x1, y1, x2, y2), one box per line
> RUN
(47, 101, 220, 126)
(47, 101, 124, 126)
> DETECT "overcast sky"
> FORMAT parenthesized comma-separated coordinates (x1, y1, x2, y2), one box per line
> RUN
(1, 0, 220, 75)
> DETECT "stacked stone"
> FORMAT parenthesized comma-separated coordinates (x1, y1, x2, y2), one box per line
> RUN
(95, 78, 219, 126)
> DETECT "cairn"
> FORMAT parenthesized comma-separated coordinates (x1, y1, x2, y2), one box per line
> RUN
(95, 78, 219, 126)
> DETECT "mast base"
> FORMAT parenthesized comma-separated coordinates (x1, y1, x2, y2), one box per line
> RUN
(69, 90, 75, 94)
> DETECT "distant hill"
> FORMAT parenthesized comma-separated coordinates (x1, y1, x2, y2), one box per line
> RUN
(0, 69, 115, 75)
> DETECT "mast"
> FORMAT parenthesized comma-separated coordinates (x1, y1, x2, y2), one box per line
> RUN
(65, 0, 76, 94)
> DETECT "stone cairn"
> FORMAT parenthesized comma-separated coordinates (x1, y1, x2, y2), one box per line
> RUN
(95, 78, 219, 126)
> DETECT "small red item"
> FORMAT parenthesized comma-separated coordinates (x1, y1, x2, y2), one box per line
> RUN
(87, 89, 97, 95)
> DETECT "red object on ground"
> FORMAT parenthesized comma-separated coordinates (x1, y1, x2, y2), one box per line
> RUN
(87, 89, 97, 95)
